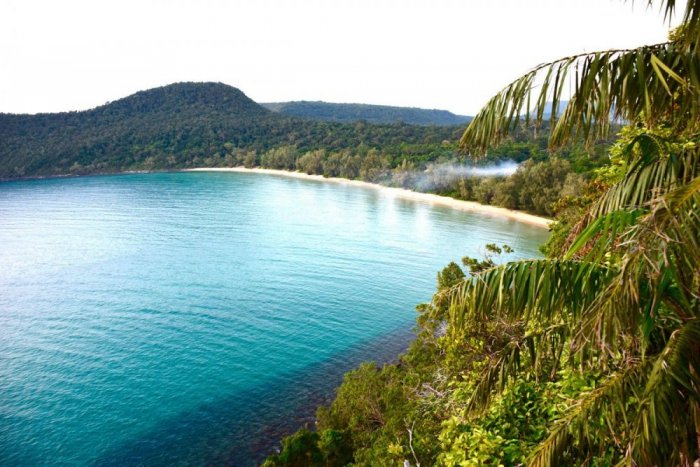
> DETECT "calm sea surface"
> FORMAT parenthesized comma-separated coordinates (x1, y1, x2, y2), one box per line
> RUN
(0, 172, 548, 465)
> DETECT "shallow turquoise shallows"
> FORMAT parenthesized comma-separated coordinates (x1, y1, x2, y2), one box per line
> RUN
(0, 172, 548, 466)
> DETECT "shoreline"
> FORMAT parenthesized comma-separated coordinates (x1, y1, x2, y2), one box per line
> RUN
(185, 167, 553, 229)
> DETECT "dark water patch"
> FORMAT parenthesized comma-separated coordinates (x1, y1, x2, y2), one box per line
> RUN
(92, 326, 415, 467)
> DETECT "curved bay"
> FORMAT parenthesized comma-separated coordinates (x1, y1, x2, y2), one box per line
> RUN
(0, 172, 548, 465)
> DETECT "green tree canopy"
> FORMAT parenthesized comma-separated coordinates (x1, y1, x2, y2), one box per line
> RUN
(452, 0, 700, 464)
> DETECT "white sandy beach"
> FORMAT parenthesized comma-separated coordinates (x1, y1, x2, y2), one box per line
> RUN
(185, 167, 553, 229)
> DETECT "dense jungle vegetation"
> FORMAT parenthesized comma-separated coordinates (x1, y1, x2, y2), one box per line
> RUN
(264, 0, 700, 465)
(261, 101, 471, 126)
(0, 83, 461, 180)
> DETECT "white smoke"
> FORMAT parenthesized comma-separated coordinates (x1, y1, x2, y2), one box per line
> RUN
(398, 160, 519, 192)
(433, 160, 519, 178)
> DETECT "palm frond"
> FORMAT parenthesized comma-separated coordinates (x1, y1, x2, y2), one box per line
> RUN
(447, 260, 615, 337)
(592, 143, 700, 217)
(562, 143, 700, 255)
(565, 208, 644, 261)
(576, 285, 639, 352)
(460, 43, 698, 155)
(637, 0, 700, 49)
(464, 324, 569, 414)
(628, 176, 700, 310)
(528, 361, 650, 467)
(571, 175, 700, 356)
(627, 317, 700, 465)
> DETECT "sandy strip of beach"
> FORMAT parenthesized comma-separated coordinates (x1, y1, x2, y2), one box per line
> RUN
(185, 167, 553, 229)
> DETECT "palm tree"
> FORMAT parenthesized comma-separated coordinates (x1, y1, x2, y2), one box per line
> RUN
(448, 0, 700, 464)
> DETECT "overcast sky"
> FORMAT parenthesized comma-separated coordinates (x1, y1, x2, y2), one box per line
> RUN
(0, 0, 684, 115)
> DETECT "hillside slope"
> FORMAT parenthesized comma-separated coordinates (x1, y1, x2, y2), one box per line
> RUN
(262, 101, 472, 126)
(0, 82, 461, 180)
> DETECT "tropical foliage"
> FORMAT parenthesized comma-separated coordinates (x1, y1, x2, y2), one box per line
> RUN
(450, 0, 700, 460)
(461, 0, 699, 154)
(266, 1, 700, 465)
(0, 82, 464, 180)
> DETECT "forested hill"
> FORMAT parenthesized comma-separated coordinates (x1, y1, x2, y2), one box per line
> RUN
(262, 101, 472, 126)
(0, 82, 462, 180)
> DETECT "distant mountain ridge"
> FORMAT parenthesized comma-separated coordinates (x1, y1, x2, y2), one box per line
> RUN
(0, 82, 461, 180)
(262, 101, 472, 126)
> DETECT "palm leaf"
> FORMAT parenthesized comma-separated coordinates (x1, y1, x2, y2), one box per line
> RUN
(637, 0, 700, 50)
(464, 323, 569, 414)
(593, 144, 700, 217)
(562, 143, 700, 254)
(627, 317, 700, 465)
(460, 44, 698, 155)
(571, 174, 700, 356)
(565, 208, 644, 261)
(447, 259, 615, 337)
(528, 361, 650, 467)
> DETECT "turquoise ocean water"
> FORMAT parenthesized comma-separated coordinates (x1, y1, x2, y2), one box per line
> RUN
(0, 172, 548, 465)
